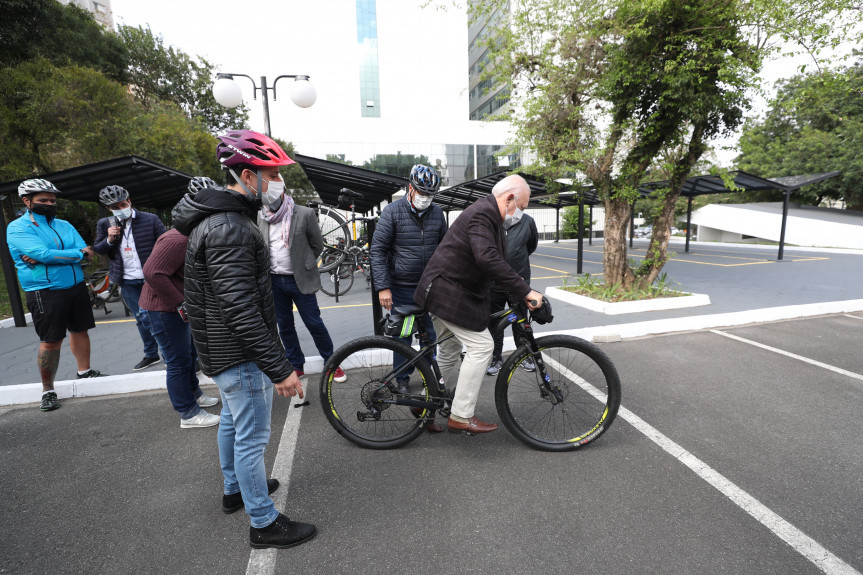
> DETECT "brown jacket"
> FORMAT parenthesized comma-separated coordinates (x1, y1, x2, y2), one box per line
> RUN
(414, 194, 531, 331)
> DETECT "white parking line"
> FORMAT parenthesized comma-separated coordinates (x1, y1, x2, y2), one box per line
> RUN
(542, 354, 860, 575)
(711, 330, 863, 383)
(246, 394, 307, 575)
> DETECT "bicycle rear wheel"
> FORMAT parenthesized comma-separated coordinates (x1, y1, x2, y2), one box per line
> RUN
(316, 206, 350, 272)
(319, 263, 354, 297)
(495, 335, 621, 452)
(320, 336, 435, 449)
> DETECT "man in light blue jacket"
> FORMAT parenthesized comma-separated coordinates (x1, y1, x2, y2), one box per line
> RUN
(7, 179, 105, 412)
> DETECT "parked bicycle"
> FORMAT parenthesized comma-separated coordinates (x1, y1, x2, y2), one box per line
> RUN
(319, 242, 373, 297)
(319, 297, 622, 451)
(310, 188, 376, 272)
(85, 268, 121, 315)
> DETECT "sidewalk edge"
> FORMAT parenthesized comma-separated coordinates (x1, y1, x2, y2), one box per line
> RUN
(3, 299, 863, 406)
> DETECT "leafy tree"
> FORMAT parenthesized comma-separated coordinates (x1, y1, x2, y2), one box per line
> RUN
(737, 61, 863, 210)
(117, 25, 248, 134)
(273, 137, 319, 206)
(326, 154, 353, 166)
(560, 205, 593, 239)
(0, 0, 128, 82)
(470, 0, 862, 290)
(0, 59, 222, 226)
(362, 152, 432, 178)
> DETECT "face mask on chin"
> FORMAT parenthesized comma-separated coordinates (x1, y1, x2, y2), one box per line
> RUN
(111, 207, 132, 219)
(503, 198, 524, 230)
(30, 203, 57, 221)
(411, 192, 433, 212)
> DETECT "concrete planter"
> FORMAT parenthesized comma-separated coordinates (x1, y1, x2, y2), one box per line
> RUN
(546, 285, 711, 315)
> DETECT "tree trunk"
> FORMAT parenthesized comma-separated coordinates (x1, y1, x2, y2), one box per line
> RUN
(602, 196, 635, 289)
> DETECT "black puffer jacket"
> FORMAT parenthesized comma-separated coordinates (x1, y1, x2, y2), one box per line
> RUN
(172, 188, 292, 382)
(370, 196, 447, 290)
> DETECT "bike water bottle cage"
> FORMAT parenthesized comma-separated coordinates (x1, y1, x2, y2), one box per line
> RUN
(529, 296, 554, 325)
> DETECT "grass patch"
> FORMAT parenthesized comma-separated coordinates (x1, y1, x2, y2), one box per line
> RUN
(560, 272, 690, 303)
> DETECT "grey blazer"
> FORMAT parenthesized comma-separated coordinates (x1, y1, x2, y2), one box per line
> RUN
(257, 203, 323, 294)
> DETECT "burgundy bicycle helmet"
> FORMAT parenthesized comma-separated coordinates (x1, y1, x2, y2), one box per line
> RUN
(216, 130, 295, 168)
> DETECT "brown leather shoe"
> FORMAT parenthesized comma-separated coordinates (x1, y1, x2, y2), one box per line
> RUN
(447, 416, 498, 435)
(425, 421, 445, 433)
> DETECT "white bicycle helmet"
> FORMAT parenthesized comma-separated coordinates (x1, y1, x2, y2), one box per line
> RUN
(188, 176, 219, 194)
(18, 179, 60, 198)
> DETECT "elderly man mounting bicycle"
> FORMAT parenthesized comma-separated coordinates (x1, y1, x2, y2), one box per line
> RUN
(370, 164, 448, 422)
(414, 174, 542, 434)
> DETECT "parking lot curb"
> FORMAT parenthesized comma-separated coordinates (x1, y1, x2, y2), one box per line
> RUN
(3, 299, 862, 407)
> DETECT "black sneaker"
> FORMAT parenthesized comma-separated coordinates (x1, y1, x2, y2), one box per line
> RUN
(77, 369, 106, 379)
(40, 392, 60, 412)
(133, 356, 161, 371)
(249, 513, 317, 549)
(223, 478, 280, 514)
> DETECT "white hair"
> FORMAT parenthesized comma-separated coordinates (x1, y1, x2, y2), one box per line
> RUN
(492, 174, 529, 200)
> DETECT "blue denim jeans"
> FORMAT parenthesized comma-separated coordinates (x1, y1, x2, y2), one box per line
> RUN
(212, 362, 279, 528)
(139, 308, 203, 420)
(389, 284, 436, 385)
(120, 279, 160, 358)
(271, 274, 334, 371)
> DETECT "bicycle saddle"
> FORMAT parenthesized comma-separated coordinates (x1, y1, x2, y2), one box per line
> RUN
(339, 188, 364, 199)
(391, 304, 424, 316)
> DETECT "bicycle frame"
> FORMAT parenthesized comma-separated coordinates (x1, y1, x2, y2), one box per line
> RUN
(370, 302, 561, 415)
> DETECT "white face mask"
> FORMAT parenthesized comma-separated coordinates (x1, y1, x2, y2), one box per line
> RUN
(503, 198, 523, 230)
(412, 192, 433, 212)
(262, 176, 285, 209)
(111, 207, 132, 219)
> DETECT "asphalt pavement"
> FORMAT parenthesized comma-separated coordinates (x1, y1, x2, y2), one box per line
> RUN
(1, 239, 862, 574)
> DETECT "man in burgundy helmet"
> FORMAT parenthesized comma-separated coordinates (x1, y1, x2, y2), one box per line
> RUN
(172, 130, 316, 549)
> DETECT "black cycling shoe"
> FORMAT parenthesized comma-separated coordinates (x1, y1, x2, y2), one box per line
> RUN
(223, 478, 280, 514)
(249, 513, 317, 549)
(77, 369, 106, 379)
(40, 392, 60, 412)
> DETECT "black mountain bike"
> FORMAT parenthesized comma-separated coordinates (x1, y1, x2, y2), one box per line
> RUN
(319, 300, 621, 451)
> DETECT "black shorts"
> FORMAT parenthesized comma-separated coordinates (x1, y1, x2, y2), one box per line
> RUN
(26, 283, 96, 343)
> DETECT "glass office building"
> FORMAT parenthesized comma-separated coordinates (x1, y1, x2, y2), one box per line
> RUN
(356, 0, 381, 118)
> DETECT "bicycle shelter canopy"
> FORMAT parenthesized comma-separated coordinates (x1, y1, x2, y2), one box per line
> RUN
(638, 170, 841, 258)
(0, 155, 194, 210)
(292, 154, 408, 214)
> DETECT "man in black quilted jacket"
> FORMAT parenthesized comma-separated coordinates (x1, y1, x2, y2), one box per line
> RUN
(172, 130, 316, 550)
(370, 165, 447, 406)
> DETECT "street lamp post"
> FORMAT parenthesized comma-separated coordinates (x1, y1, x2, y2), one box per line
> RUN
(212, 73, 317, 137)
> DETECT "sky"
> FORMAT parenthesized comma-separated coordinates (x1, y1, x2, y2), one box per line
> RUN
(107, 0, 856, 168)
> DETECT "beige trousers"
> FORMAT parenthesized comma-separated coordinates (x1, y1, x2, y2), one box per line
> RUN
(431, 315, 494, 420)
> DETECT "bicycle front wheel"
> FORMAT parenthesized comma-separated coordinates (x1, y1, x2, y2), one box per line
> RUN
(495, 335, 621, 452)
(319, 264, 354, 297)
(316, 206, 350, 272)
(320, 336, 436, 449)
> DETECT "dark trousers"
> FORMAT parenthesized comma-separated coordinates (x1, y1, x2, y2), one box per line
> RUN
(488, 289, 526, 361)
(120, 279, 160, 358)
(271, 274, 334, 371)
(390, 284, 437, 384)
(139, 309, 202, 419)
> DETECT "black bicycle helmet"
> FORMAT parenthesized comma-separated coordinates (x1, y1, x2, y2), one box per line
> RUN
(99, 185, 129, 206)
(18, 178, 60, 198)
(409, 164, 441, 196)
(529, 296, 554, 325)
(188, 176, 219, 195)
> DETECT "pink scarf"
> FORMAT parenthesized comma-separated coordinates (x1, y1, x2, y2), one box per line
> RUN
(261, 195, 295, 251)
